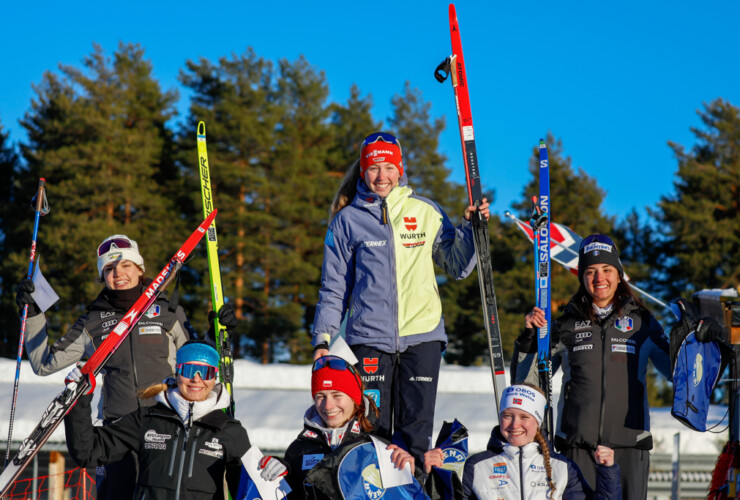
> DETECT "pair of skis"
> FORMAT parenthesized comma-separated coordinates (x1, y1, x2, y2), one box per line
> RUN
(435, 4, 506, 414)
(197, 121, 235, 417)
(436, 5, 554, 430)
(531, 142, 554, 440)
(0, 211, 217, 496)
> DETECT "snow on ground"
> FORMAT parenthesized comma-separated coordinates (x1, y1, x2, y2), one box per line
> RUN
(0, 358, 728, 456)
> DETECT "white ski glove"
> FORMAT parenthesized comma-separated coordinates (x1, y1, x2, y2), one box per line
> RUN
(258, 456, 288, 482)
(65, 364, 84, 390)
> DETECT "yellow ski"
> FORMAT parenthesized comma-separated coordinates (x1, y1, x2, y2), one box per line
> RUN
(197, 121, 235, 415)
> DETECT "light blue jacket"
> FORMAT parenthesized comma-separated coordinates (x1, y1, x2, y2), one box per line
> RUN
(312, 177, 477, 353)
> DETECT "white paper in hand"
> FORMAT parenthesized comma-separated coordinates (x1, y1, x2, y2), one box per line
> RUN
(31, 262, 59, 312)
(370, 435, 413, 488)
(241, 446, 291, 499)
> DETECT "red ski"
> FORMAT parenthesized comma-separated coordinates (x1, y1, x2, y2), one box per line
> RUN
(435, 3, 507, 413)
(0, 210, 217, 496)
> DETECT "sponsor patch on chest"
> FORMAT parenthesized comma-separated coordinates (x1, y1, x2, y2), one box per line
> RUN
(302, 453, 324, 470)
(612, 344, 636, 354)
(139, 326, 162, 335)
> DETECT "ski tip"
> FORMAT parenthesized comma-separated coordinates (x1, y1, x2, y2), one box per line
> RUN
(197, 121, 206, 135)
(539, 139, 545, 146)
(449, 3, 456, 19)
(39, 177, 46, 182)
(504, 210, 511, 218)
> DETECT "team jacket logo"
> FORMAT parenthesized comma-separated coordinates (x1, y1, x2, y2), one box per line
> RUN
(302, 430, 318, 439)
(363, 358, 379, 374)
(493, 462, 507, 474)
(693, 353, 704, 386)
(574, 320, 591, 330)
(100, 311, 115, 319)
(575, 331, 592, 341)
(404, 217, 417, 231)
(101, 319, 117, 330)
(145, 305, 161, 318)
(205, 438, 222, 450)
(144, 429, 171, 450)
(615, 316, 634, 332)
(364, 389, 380, 407)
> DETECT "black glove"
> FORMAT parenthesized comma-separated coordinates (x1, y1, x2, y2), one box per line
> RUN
(207, 303, 238, 340)
(696, 317, 724, 343)
(16, 278, 41, 318)
(515, 327, 538, 354)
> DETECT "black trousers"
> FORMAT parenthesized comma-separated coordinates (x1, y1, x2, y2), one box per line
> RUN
(352, 342, 442, 465)
(565, 446, 649, 500)
(95, 449, 137, 499)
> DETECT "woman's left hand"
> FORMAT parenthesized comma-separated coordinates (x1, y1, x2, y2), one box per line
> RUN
(464, 197, 490, 221)
(387, 444, 415, 471)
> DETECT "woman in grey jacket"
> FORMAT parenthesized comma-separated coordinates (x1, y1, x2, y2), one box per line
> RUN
(311, 132, 488, 467)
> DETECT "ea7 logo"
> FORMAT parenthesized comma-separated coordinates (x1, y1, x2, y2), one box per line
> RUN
(575, 320, 591, 330)
(404, 217, 417, 231)
(363, 358, 379, 374)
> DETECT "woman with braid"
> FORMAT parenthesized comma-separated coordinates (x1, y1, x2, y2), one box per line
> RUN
(461, 385, 621, 499)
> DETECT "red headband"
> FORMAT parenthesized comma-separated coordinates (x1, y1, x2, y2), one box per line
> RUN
(311, 366, 363, 406)
(360, 142, 404, 179)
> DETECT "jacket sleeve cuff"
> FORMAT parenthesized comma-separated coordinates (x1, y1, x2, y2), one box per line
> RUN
(312, 333, 331, 348)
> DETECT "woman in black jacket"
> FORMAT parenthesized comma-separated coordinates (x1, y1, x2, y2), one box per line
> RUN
(514, 234, 671, 499)
(64, 341, 251, 500)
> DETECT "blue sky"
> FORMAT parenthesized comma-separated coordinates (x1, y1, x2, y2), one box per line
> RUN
(2, 0, 738, 222)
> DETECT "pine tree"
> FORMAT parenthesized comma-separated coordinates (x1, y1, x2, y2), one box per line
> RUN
(2, 43, 181, 339)
(0, 122, 25, 357)
(656, 98, 740, 295)
(178, 50, 366, 363)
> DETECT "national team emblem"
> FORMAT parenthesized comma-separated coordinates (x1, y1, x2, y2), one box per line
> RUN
(302, 430, 318, 439)
(145, 305, 160, 318)
(615, 316, 633, 332)
(404, 216, 417, 231)
(513, 398, 522, 405)
(363, 357, 379, 374)
(493, 463, 507, 474)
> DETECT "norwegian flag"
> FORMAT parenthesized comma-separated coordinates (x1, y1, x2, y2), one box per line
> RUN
(506, 212, 581, 276)
(505, 212, 631, 281)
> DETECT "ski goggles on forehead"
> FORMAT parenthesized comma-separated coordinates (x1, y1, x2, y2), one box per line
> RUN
(97, 238, 134, 257)
(176, 363, 218, 381)
(361, 132, 402, 152)
(312, 355, 361, 379)
(579, 234, 615, 250)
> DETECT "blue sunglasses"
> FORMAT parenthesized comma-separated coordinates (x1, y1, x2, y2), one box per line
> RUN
(312, 355, 362, 384)
(176, 363, 218, 381)
(361, 132, 402, 152)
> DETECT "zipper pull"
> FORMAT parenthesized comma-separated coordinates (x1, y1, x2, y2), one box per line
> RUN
(381, 199, 388, 225)
(187, 402, 194, 429)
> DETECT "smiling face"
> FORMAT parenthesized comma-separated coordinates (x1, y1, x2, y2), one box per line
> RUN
(177, 363, 217, 402)
(314, 390, 357, 428)
(582, 263, 620, 308)
(103, 260, 143, 290)
(499, 407, 539, 447)
(363, 161, 400, 198)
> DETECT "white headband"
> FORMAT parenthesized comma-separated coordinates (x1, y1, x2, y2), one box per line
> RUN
(500, 385, 547, 425)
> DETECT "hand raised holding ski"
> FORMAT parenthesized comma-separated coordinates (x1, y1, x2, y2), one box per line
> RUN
(525, 307, 548, 329)
(464, 197, 490, 221)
